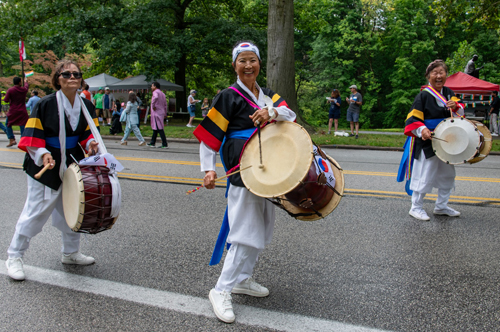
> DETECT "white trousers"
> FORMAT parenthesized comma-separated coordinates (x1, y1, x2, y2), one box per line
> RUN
(411, 188, 453, 211)
(215, 243, 262, 292)
(410, 151, 455, 194)
(490, 113, 499, 135)
(7, 176, 81, 259)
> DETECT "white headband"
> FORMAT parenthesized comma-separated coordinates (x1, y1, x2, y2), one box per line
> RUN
(232, 42, 260, 63)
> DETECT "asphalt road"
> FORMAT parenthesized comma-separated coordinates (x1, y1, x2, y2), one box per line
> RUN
(0, 135, 499, 332)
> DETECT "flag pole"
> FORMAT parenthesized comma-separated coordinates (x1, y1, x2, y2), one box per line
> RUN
(19, 38, 25, 85)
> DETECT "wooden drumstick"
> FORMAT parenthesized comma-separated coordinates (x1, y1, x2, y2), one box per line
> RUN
(34, 163, 52, 179)
(186, 165, 252, 194)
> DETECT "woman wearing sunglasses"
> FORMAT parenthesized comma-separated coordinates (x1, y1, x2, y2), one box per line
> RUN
(5, 60, 99, 281)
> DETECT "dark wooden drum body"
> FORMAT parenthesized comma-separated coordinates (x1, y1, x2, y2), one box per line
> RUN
(62, 163, 118, 234)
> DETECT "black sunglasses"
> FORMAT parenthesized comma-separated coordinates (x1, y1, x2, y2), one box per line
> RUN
(60, 71, 82, 79)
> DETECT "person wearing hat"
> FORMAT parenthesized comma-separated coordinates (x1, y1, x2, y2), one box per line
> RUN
(186, 89, 200, 127)
(346, 84, 362, 138)
(93, 87, 105, 124)
(193, 40, 296, 323)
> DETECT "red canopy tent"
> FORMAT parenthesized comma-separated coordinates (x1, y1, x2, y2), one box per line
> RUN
(444, 72, 499, 94)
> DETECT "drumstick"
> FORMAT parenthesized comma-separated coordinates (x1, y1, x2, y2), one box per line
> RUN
(34, 163, 52, 179)
(432, 136, 448, 143)
(186, 165, 252, 195)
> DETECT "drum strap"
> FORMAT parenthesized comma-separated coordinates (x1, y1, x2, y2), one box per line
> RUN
(397, 118, 444, 195)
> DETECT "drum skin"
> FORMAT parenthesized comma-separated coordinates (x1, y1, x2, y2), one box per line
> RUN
(432, 117, 481, 165)
(240, 121, 313, 198)
(62, 163, 117, 234)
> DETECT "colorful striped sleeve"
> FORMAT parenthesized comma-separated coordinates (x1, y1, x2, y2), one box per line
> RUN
(193, 91, 231, 151)
(18, 103, 46, 152)
(404, 94, 425, 137)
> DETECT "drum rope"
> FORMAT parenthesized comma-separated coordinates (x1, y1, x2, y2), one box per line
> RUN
(257, 121, 263, 167)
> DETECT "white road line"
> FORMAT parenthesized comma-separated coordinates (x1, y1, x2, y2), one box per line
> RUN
(0, 260, 393, 332)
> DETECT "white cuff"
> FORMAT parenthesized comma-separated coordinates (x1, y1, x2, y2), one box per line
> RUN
(200, 142, 217, 172)
(27, 147, 51, 167)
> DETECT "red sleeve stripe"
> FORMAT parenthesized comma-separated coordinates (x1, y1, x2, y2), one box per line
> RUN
(18, 137, 46, 152)
(79, 134, 95, 152)
(193, 125, 222, 152)
(404, 121, 425, 137)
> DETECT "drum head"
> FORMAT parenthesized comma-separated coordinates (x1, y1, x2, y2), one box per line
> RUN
(62, 163, 85, 231)
(280, 154, 344, 221)
(468, 120, 492, 164)
(432, 117, 480, 165)
(240, 121, 313, 198)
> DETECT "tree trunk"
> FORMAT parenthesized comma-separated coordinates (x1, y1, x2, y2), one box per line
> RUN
(268, 0, 309, 129)
(175, 53, 187, 113)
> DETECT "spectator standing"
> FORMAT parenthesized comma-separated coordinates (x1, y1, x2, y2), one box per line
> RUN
(26, 90, 41, 113)
(121, 93, 146, 146)
(327, 89, 341, 134)
(109, 100, 123, 135)
(187, 90, 200, 127)
(1, 90, 8, 117)
(201, 97, 210, 117)
(3, 77, 30, 147)
(80, 84, 93, 102)
(489, 91, 499, 136)
(147, 81, 168, 148)
(102, 87, 115, 126)
(346, 84, 362, 139)
(93, 87, 104, 124)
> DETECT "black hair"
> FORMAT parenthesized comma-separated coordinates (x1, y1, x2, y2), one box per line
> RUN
(13, 77, 21, 85)
(152, 81, 160, 89)
(32, 90, 38, 96)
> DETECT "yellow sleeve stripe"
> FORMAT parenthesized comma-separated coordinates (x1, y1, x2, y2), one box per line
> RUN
(85, 119, 100, 131)
(406, 109, 424, 121)
(207, 107, 229, 132)
(26, 118, 43, 130)
(272, 94, 281, 103)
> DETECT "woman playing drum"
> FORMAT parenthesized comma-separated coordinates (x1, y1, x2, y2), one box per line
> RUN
(5, 60, 99, 281)
(193, 41, 296, 323)
(399, 59, 464, 221)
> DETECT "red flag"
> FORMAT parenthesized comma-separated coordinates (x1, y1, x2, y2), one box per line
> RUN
(19, 40, 26, 61)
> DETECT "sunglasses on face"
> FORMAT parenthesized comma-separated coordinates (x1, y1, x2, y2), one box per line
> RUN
(60, 71, 82, 79)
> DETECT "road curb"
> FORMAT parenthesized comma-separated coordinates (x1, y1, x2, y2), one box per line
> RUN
(5, 132, 499, 155)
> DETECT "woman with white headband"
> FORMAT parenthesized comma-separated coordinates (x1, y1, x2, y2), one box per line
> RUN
(194, 40, 296, 323)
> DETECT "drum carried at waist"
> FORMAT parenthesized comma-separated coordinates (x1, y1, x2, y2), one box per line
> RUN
(62, 163, 118, 234)
(432, 117, 492, 165)
(239, 121, 344, 221)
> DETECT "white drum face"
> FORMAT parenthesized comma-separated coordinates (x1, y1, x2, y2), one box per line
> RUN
(432, 118, 480, 165)
(240, 121, 313, 198)
(62, 164, 85, 230)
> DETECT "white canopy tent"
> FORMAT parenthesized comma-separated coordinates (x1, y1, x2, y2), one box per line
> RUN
(108, 75, 184, 91)
(83, 73, 122, 91)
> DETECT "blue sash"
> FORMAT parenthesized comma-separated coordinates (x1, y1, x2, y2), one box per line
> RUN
(209, 127, 256, 266)
(397, 118, 444, 195)
(45, 136, 79, 149)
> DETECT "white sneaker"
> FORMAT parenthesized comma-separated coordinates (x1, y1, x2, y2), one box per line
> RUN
(61, 252, 95, 265)
(232, 277, 269, 297)
(209, 289, 235, 323)
(5, 257, 25, 281)
(186, 124, 195, 128)
(433, 207, 461, 217)
(492, 133, 498, 136)
(409, 209, 430, 221)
